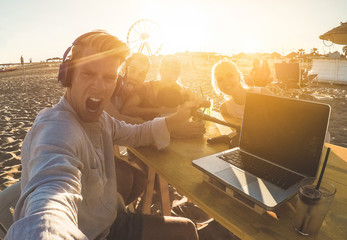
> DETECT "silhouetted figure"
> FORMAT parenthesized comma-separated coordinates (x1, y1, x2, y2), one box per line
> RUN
(252, 59, 273, 87)
(250, 58, 261, 86)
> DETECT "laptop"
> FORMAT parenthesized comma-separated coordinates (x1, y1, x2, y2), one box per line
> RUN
(192, 92, 330, 210)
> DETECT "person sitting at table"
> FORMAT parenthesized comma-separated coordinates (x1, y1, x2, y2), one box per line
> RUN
(211, 59, 272, 120)
(105, 53, 204, 206)
(5, 30, 199, 240)
(104, 52, 150, 124)
(121, 55, 194, 118)
(120, 54, 206, 138)
(104, 53, 150, 206)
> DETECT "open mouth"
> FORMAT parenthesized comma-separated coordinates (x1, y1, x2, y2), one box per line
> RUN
(86, 97, 102, 113)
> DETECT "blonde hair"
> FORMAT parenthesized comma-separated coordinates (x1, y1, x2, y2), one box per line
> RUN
(127, 53, 151, 69)
(70, 30, 130, 68)
(157, 54, 182, 85)
(118, 52, 151, 78)
(211, 59, 249, 99)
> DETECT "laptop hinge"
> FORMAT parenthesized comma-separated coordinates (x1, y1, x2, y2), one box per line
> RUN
(203, 175, 266, 214)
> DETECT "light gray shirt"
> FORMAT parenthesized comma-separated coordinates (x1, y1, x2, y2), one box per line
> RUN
(5, 97, 170, 240)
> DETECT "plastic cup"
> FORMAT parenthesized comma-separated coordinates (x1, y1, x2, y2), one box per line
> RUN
(204, 99, 213, 116)
(293, 177, 336, 236)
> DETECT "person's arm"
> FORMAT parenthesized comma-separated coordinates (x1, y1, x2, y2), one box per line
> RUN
(170, 121, 206, 139)
(105, 100, 144, 124)
(220, 101, 231, 120)
(121, 94, 169, 120)
(111, 116, 171, 150)
(6, 121, 87, 239)
(111, 101, 200, 150)
(220, 101, 243, 125)
(180, 87, 204, 105)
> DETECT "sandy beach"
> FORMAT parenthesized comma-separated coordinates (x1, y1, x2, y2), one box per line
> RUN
(0, 58, 346, 239)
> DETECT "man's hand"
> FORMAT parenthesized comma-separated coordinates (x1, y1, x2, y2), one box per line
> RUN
(165, 101, 200, 133)
(171, 121, 206, 139)
(181, 88, 204, 106)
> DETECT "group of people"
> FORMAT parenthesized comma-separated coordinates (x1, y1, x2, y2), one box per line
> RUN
(105, 50, 273, 125)
(105, 53, 206, 139)
(5, 30, 272, 239)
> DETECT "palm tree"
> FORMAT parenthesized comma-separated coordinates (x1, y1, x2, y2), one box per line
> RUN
(286, 52, 297, 59)
(310, 48, 318, 56)
(297, 48, 305, 57)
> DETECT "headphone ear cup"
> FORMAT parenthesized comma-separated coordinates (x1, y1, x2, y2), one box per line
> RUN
(58, 60, 71, 87)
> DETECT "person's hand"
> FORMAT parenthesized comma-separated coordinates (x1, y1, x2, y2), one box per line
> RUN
(171, 121, 206, 139)
(165, 100, 200, 133)
(181, 89, 204, 107)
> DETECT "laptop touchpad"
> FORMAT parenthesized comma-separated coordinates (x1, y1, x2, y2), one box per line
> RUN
(216, 167, 257, 189)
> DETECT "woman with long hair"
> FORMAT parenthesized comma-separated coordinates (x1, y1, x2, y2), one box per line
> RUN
(211, 59, 272, 120)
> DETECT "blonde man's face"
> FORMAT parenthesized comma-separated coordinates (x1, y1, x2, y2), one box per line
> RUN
(66, 48, 120, 122)
(160, 61, 181, 83)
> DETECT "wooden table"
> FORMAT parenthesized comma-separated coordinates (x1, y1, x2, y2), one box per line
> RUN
(129, 122, 347, 240)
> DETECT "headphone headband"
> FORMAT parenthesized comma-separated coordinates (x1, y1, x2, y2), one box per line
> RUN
(57, 30, 108, 87)
(63, 30, 107, 62)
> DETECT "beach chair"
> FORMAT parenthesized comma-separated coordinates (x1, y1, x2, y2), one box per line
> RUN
(272, 62, 304, 97)
(274, 62, 301, 89)
(0, 182, 20, 239)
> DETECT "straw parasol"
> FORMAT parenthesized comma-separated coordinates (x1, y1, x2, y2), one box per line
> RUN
(319, 22, 347, 45)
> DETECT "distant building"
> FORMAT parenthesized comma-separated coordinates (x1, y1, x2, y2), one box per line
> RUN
(328, 51, 341, 59)
(310, 57, 347, 84)
(46, 57, 63, 62)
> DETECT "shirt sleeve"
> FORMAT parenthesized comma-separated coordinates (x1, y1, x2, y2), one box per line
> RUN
(111, 117, 170, 150)
(6, 120, 87, 240)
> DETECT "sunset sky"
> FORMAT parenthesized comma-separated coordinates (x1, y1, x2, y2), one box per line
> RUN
(0, 0, 346, 63)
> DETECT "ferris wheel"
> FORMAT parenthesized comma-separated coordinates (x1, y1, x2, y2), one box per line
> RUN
(127, 19, 163, 56)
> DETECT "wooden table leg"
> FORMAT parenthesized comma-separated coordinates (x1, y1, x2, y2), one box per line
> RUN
(142, 167, 156, 214)
(158, 175, 171, 216)
(142, 167, 172, 216)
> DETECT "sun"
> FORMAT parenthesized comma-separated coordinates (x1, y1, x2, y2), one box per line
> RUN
(243, 39, 261, 53)
(142, 4, 211, 54)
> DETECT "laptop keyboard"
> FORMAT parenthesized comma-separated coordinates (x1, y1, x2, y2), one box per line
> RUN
(217, 150, 304, 189)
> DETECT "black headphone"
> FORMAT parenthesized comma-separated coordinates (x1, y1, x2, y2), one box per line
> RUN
(57, 30, 107, 87)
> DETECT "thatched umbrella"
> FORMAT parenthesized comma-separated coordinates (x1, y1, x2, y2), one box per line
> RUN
(319, 22, 347, 45)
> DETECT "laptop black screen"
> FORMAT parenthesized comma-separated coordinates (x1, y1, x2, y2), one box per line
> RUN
(240, 93, 330, 177)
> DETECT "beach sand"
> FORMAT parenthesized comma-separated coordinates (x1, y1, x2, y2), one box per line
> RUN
(0, 58, 346, 239)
